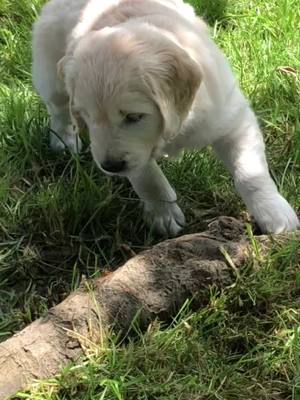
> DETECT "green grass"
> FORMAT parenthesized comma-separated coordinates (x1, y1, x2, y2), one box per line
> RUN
(0, 0, 300, 398)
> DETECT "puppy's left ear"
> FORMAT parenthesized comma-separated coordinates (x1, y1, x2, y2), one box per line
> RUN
(57, 55, 70, 81)
(57, 56, 85, 134)
(146, 42, 202, 140)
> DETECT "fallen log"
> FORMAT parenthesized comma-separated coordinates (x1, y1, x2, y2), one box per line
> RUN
(0, 217, 296, 399)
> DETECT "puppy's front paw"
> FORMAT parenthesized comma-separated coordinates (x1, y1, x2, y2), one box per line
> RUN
(253, 194, 299, 234)
(50, 126, 82, 154)
(143, 200, 185, 236)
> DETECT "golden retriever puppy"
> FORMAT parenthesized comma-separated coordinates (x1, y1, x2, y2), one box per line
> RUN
(32, 0, 299, 235)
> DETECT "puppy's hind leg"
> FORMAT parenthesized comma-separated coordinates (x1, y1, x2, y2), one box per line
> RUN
(47, 93, 82, 154)
(32, 42, 82, 153)
(213, 110, 299, 233)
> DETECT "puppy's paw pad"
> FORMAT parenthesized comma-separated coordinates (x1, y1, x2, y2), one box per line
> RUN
(143, 201, 185, 236)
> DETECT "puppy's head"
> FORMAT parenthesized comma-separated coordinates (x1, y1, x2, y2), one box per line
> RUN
(58, 24, 201, 176)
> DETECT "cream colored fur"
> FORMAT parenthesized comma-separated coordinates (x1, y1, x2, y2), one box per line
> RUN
(32, 0, 299, 235)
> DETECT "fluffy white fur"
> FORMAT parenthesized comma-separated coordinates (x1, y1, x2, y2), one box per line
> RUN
(32, 0, 299, 235)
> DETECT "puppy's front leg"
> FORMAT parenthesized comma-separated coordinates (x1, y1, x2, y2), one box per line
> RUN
(129, 159, 185, 235)
(213, 113, 299, 233)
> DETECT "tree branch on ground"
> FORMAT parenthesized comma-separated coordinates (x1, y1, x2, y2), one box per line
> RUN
(0, 217, 297, 399)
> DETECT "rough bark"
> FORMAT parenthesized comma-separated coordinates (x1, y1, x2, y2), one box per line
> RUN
(0, 217, 296, 399)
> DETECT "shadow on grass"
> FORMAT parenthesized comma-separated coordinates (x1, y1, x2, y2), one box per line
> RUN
(193, 0, 228, 26)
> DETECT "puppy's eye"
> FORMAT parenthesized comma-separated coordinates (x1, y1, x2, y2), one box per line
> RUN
(124, 113, 145, 124)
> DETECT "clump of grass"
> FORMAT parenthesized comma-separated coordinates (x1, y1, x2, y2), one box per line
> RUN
(193, 0, 228, 26)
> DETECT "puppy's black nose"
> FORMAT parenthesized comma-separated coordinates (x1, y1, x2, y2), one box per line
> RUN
(100, 159, 127, 174)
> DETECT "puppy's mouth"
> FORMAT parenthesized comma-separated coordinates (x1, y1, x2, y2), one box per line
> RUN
(101, 168, 129, 177)
(94, 159, 134, 177)
(94, 153, 154, 178)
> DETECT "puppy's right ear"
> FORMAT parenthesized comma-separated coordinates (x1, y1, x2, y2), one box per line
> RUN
(143, 39, 202, 142)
